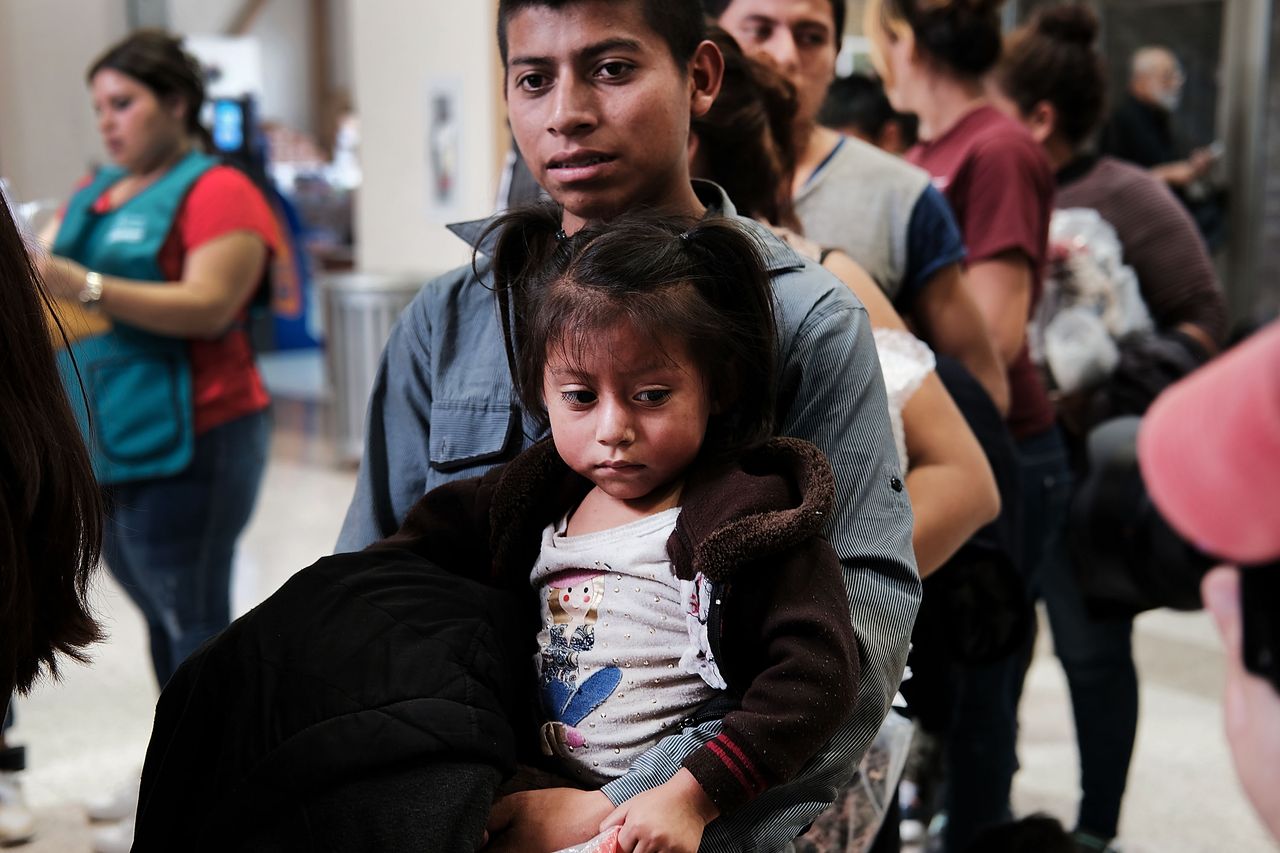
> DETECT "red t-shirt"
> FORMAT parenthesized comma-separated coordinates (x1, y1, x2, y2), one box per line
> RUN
(85, 165, 277, 434)
(907, 105, 1056, 440)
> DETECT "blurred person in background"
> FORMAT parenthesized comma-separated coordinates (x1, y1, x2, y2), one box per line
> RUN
(0, 180, 104, 849)
(1100, 46, 1226, 249)
(1101, 47, 1215, 194)
(865, 0, 1059, 848)
(705, 0, 1011, 416)
(988, 7, 1228, 851)
(1139, 320, 1280, 843)
(690, 27, 1000, 578)
(34, 30, 278, 851)
(818, 72, 918, 154)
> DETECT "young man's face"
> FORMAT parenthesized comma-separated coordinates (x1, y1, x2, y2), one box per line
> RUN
(504, 1, 718, 226)
(715, 0, 839, 131)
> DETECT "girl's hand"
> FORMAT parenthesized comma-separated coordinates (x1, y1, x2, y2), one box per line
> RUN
(600, 769, 719, 853)
(35, 255, 89, 301)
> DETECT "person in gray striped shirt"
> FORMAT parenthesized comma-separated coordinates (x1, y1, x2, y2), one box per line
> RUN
(338, 1, 919, 850)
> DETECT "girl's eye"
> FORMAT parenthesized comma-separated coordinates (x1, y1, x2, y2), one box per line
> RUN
(635, 389, 671, 405)
(561, 390, 596, 406)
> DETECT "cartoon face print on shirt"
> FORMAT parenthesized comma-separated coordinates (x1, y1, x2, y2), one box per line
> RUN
(538, 568, 622, 758)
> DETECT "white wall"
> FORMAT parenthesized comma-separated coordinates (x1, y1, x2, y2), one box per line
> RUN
(0, 1, 129, 203)
(350, 0, 502, 274)
(168, 0, 315, 133)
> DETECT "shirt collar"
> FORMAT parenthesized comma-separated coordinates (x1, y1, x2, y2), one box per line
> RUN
(446, 180, 803, 273)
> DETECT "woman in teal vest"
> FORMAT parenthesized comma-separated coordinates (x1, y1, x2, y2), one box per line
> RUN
(36, 32, 276, 701)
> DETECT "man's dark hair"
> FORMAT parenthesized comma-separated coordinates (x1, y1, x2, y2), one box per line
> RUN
(497, 0, 708, 67)
(483, 203, 778, 459)
(702, 0, 847, 41)
(818, 73, 893, 136)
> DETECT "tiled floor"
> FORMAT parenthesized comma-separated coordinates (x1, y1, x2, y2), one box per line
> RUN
(6, 357, 1276, 851)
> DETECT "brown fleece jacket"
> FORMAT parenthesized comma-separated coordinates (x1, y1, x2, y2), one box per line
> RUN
(375, 436, 861, 814)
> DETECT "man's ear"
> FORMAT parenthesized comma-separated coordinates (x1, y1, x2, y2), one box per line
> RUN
(688, 39, 724, 119)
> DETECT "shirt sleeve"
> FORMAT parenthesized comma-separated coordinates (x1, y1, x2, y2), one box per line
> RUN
(960, 137, 1052, 269)
(602, 262, 920, 846)
(1114, 175, 1227, 343)
(177, 166, 280, 254)
(899, 184, 966, 310)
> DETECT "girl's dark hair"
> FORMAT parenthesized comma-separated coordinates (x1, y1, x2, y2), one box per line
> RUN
(880, 0, 1005, 78)
(995, 4, 1107, 147)
(483, 204, 778, 459)
(0, 197, 103, 697)
(692, 28, 802, 230)
(88, 30, 210, 148)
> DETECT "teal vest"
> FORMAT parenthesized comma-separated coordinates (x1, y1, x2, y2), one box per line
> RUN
(54, 151, 218, 484)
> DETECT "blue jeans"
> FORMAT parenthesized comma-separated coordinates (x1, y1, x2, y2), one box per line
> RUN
(102, 409, 270, 687)
(945, 425, 1072, 852)
(1039, 495, 1137, 839)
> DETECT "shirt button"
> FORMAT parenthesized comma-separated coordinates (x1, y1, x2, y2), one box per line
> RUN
(890, 476, 904, 492)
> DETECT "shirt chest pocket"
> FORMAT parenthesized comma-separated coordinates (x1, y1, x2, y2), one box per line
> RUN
(428, 398, 519, 471)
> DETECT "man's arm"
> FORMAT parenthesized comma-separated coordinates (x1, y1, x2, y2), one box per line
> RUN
(336, 286, 435, 552)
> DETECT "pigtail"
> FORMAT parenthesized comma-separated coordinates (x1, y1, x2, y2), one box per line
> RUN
(477, 202, 567, 406)
(678, 219, 778, 452)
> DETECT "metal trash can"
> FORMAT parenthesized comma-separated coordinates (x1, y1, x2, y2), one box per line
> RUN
(321, 272, 425, 463)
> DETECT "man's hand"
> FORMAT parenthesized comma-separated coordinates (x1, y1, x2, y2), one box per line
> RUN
(1203, 567, 1280, 842)
(600, 769, 719, 853)
(481, 787, 613, 853)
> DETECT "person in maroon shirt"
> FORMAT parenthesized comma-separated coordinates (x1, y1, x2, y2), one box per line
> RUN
(864, 0, 1067, 850)
(985, 7, 1229, 851)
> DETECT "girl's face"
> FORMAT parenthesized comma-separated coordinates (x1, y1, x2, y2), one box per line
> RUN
(544, 320, 713, 509)
(90, 69, 188, 174)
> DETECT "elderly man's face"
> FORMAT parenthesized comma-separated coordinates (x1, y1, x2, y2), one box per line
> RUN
(1135, 49, 1185, 111)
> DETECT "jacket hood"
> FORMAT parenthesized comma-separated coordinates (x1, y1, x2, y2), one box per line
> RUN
(486, 437, 835, 584)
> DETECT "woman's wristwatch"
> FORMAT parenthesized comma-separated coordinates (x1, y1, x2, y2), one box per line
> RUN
(78, 270, 104, 307)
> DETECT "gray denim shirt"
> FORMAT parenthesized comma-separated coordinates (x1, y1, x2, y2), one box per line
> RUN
(337, 183, 919, 851)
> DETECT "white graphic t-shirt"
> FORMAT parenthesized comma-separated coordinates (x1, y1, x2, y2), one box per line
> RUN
(530, 507, 725, 784)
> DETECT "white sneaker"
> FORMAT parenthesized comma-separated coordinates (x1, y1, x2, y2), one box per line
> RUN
(91, 816, 135, 853)
(85, 774, 140, 822)
(0, 771, 36, 845)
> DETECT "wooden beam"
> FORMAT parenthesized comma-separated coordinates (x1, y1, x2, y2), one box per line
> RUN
(227, 0, 270, 36)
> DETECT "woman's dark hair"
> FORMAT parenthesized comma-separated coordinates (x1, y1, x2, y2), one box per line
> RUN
(995, 4, 1107, 147)
(498, 0, 706, 68)
(483, 204, 778, 459)
(878, 0, 1005, 78)
(87, 30, 210, 147)
(692, 28, 802, 230)
(0, 196, 103, 697)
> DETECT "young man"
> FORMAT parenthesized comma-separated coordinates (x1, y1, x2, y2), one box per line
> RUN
(338, 2, 918, 851)
(705, 0, 1010, 415)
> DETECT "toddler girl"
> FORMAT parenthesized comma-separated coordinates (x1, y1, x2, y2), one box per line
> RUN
(386, 206, 860, 852)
